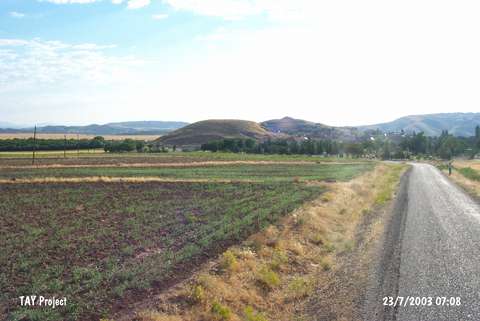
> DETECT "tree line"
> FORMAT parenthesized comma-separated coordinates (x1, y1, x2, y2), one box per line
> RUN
(201, 126, 480, 160)
(201, 138, 343, 156)
(0, 136, 106, 152)
(2, 125, 479, 159)
(0, 137, 151, 153)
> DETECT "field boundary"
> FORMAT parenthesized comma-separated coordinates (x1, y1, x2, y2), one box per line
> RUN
(0, 177, 263, 184)
(0, 160, 368, 169)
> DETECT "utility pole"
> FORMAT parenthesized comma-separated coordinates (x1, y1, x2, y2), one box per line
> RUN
(77, 134, 80, 157)
(64, 134, 67, 158)
(32, 125, 37, 165)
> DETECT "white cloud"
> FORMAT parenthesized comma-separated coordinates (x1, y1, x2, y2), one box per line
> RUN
(162, 0, 305, 21)
(9, 12, 26, 18)
(163, 0, 260, 20)
(0, 39, 30, 46)
(152, 13, 169, 20)
(39, 0, 150, 9)
(0, 39, 143, 92)
(40, 0, 99, 3)
(127, 0, 150, 9)
(72, 43, 117, 50)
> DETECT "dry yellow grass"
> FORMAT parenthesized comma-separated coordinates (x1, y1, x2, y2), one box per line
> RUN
(113, 162, 406, 321)
(441, 160, 480, 197)
(452, 159, 480, 171)
(0, 133, 159, 141)
(134, 310, 183, 321)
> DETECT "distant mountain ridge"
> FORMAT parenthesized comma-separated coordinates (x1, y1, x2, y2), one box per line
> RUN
(2, 113, 479, 141)
(261, 117, 359, 141)
(359, 113, 480, 137)
(0, 121, 188, 135)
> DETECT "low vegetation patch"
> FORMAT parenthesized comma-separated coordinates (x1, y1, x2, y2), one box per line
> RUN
(374, 164, 406, 205)
(210, 301, 233, 321)
(256, 267, 281, 290)
(457, 167, 480, 181)
(0, 182, 324, 320)
(442, 161, 480, 198)
(0, 162, 374, 182)
(0, 151, 370, 163)
(244, 306, 269, 321)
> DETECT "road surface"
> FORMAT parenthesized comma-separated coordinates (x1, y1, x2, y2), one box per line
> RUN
(393, 163, 480, 320)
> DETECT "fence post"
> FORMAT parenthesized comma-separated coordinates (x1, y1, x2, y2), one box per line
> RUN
(32, 125, 37, 165)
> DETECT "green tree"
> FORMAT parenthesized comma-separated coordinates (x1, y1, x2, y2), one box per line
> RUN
(345, 143, 363, 158)
(437, 136, 461, 160)
(476, 125, 480, 149)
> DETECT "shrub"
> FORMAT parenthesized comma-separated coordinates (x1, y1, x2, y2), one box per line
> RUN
(309, 233, 325, 245)
(211, 301, 232, 321)
(257, 267, 280, 290)
(190, 284, 205, 304)
(269, 249, 288, 271)
(320, 257, 332, 271)
(244, 306, 269, 321)
(219, 250, 239, 273)
(324, 242, 335, 253)
(287, 277, 314, 299)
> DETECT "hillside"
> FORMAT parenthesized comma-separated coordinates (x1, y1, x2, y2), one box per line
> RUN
(155, 119, 280, 146)
(0, 121, 188, 136)
(359, 113, 480, 137)
(262, 117, 359, 141)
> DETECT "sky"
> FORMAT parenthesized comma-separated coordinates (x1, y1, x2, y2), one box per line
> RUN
(0, 0, 480, 127)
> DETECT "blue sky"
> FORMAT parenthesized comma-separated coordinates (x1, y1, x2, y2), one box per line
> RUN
(1, 0, 480, 126)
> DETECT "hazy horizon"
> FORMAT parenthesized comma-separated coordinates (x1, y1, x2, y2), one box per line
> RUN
(2, 111, 480, 129)
(2, 1, 480, 127)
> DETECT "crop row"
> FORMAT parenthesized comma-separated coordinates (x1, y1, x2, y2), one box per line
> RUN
(0, 182, 324, 321)
(0, 163, 374, 182)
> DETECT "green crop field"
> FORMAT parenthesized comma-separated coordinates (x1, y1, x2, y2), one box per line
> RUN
(0, 182, 324, 321)
(457, 166, 480, 181)
(0, 163, 374, 182)
(0, 153, 376, 321)
(0, 151, 368, 163)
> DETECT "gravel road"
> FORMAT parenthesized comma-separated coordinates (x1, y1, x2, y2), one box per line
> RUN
(310, 163, 480, 321)
(393, 163, 480, 320)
